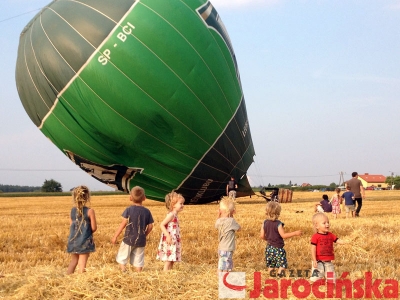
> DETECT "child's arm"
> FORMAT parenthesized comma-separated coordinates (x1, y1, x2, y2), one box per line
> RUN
(278, 224, 302, 239)
(145, 223, 154, 236)
(217, 209, 222, 219)
(88, 208, 97, 233)
(311, 244, 317, 268)
(336, 238, 347, 245)
(233, 217, 240, 231)
(259, 223, 266, 240)
(160, 213, 175, 245)
(111, 218, 128, 244)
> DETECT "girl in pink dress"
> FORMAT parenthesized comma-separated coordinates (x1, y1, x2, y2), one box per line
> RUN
(330, 188, 342, 219)
(156, 191, 185, 271)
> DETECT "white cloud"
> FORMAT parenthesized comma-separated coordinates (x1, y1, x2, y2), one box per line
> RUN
(211, 0, 282, 9)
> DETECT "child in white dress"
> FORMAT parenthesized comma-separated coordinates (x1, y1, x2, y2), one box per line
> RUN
(156, 191, 185, 271)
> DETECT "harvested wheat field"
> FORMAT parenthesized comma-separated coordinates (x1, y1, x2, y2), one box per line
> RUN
(1, 190, 400, 299)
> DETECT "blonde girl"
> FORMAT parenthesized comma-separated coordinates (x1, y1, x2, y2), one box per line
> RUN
(156, 191, 185, 271)
(260, 202, 302, 276)
(67, 185, 97, 274)
(330, 188, 342, 219)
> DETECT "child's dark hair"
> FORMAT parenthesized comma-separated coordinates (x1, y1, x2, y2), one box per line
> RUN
(72, 185, 90, 217)
(322, 194, 328, 201)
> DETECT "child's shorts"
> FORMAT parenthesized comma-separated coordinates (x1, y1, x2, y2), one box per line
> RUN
(345, 205, 355, 212)
(312, 261, 335, 281)
(218, 250, 233, 271)
(116, 241, 145, 267)
(265, 245, 288, 269)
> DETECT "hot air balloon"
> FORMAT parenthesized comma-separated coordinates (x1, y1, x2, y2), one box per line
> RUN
(15, 0, 255, 203)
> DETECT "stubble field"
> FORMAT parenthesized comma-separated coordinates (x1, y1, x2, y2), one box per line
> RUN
(1, 190, 400, 299)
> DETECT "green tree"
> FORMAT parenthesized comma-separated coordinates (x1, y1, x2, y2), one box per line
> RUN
(385, 176, 400, 189)
(41, 179, 63, 192)
(329, 182, 337, 188)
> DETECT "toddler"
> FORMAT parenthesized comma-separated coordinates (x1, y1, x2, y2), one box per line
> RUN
(330, 188, 342, 219)
(156, 191, 185, 271)
(260, 202, 302, 276)
(310, 213, 346, 282)
(215, 197, 241, 273)
(342, 186, 356, 218)
(112, 186, 154, 272)
(67, 185, 97, 274)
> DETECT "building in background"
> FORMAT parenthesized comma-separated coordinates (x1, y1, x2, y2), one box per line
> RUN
(357, 173, 388, 190)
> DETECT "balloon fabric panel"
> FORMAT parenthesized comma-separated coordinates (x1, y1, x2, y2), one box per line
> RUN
(15, 0, 256, 203)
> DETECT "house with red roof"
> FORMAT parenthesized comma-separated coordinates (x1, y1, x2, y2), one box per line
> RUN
(357, 173, 388, 189)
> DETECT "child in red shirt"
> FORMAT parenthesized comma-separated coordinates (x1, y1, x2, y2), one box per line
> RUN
(310, 213, 346, 282)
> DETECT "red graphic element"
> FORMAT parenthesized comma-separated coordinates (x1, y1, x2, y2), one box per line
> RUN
(326, 271, 335, 283)
(223, 272, 246, 291)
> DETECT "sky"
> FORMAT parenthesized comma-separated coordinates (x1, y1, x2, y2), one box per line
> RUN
(1, 0, 400, 191)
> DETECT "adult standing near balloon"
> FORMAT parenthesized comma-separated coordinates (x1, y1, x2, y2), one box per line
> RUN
(226, 177, 238, 200)
(346, 172, 365, 217)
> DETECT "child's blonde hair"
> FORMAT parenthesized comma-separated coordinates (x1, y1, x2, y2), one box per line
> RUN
(165, 191, 185, 211)
(219, 196, 235, 215)
(72, 185, 90, 217)
(265, 201, 281, 221)
(312, 212, 328, 232)
(130, 186, 145, 203)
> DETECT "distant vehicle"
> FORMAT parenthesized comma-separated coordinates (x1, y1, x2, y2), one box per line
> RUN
(366, 186, 374, 190)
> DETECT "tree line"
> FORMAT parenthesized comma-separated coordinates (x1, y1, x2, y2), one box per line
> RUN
(0, 184, 41, 193)
(0, 179, 62, 193)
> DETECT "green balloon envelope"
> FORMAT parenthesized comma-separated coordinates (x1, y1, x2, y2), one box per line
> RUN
(15, 0, 255, 203)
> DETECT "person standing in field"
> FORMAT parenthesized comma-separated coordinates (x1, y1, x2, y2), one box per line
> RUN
(260, 202, 302, 276)
(67, 185, 97, 274)
(346, 172, 365, 217)
(342, 185, 356, 218)
(111, 186, 154, 272)
(156, 191, 185, 271)
(226, 177, 238, 199)
(330, 188, 342, 219)
(310, 213, 346, 282)
(215, 197, 241, 273)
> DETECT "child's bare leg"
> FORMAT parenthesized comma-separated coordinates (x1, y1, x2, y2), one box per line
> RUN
(119, 264, 127, 272)
(163, 261, 174, 271)
(77, 253, 89, 273)
(135, 266, 143, 272)
(67, 254, 79, 274)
